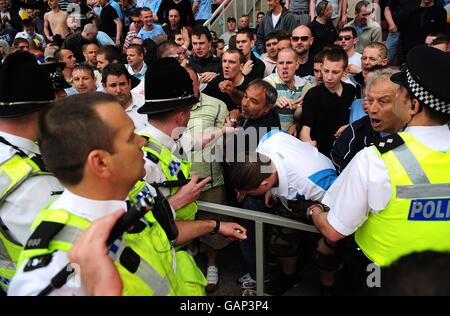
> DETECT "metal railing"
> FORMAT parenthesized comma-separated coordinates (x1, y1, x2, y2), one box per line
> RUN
(203, 0, 269, 37)
(198, 201, 319, 296)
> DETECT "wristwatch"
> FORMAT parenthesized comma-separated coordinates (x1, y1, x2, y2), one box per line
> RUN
(211, 219, 221, 235)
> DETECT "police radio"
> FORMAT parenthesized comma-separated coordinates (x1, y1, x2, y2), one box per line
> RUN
(37, 188, 160, 296)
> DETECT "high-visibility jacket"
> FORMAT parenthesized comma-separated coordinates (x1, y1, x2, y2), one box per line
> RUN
(17, 207, 206, 295)
(355, 132, 450, 266)
(140, 133, 197, 221)
(0, 149, 52, 292)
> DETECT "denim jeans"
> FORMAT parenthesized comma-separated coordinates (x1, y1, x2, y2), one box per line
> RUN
(238, 196, 272, 280)
(386, 31, 400, 66)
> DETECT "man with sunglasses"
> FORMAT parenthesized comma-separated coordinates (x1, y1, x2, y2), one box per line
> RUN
(338, 26, 361, 78)
(344, 0, 381, 54)
(291, 25, 315, 77)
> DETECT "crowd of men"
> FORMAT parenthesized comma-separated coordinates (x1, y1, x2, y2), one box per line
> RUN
(0, 0, 449, 296)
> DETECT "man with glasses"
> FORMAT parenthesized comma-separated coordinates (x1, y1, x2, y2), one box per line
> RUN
(291, 25, 314, 77)
(344, 0, 381, 54)
(338, 26, 361, 80)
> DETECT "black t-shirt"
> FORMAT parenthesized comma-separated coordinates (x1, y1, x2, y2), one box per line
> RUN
(62, 31, 98, 62)
(0, 27, 17, 46)
(157, 0, 195, 27)
(308, 18, 337, 55)
(385, 0, 420, 31)
(301, 82, 356, 157)
(295, 54, 314, 77)
(100, 4, 119, 39)
(188, 54, 222, 74)
(202, 74, 251, 111)
(245, 52, 266, 83)
(225, 108, 281, 162)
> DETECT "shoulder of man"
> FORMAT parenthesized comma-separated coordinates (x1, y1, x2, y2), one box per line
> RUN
(373, 133, 404, 154)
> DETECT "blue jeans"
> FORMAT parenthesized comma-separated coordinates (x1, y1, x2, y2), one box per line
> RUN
(386, 32, 400, 66)
(238, 196, 273, 280)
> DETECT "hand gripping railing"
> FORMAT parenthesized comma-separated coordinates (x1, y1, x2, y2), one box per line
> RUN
(197, 201, 319, 296)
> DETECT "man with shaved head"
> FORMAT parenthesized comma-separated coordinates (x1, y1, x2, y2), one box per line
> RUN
(291, 25, 314, 77)
(62, 23, 99, 62)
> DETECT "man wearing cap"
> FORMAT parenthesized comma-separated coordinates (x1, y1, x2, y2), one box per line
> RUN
(306, 46, 450, 290)
(0, 51, 63, 293)
(219, 16, 236, 46)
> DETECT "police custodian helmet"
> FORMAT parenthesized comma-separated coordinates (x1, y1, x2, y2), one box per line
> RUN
(0, 51, 54, 117)
(138, 57, 199, 115)
(391, 46, 450, 114)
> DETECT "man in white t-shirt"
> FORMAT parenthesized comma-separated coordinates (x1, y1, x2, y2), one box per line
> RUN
(102, 63, 147, 131)
(229, 130, 337, 295)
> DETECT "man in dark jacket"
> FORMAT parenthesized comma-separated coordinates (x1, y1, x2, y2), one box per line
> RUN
(331, 68, 411, 174)
(256, 0, 299, 54)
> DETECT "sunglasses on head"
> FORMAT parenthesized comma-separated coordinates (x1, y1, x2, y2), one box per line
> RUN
(291, 36, 309, 42)
(338, 35, 353, 41)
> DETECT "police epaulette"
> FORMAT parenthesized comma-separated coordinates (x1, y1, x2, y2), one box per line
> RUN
(24, 221, 65, 250)
(146, 151, 159, 163)
(24, 253, 54, 272)
(374, 133, 404, 154)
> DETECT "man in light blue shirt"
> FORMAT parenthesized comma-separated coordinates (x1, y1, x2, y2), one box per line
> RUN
(193, 0, 212, 25)
(137, 7, 166, 41)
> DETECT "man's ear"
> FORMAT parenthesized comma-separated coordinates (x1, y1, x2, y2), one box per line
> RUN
(409, 99, 421, 115)
(259, 179, 272, 191)
(86, 149, 112, 179)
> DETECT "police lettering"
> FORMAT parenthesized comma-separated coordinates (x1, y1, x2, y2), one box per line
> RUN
(408, 199, 450, 221)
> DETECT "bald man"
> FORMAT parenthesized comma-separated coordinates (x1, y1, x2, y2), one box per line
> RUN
(62, 23, 99, 62)
(291, 25, 315, 77)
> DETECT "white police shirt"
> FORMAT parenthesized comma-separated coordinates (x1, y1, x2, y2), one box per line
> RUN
(322, 125, 450, 236)
(126, 92, 148, 132)
(256, 131, 337, 207)
(0, 131, 63, 246)
(8, 190, 126, 296)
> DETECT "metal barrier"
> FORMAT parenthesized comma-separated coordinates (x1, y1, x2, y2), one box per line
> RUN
(198, 201, 319, 296)
(203, 0, 269, 38)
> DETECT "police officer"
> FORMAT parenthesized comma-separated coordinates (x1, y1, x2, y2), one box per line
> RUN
(307, 46, 450, 288)
(138, 57, 225, 221)
(8, 92, 247, 296)
(0, 52, 63, 293)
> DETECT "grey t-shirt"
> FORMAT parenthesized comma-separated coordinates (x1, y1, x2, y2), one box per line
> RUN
(289, 0, 309, 12)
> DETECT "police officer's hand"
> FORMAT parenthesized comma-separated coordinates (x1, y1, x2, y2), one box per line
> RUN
(168, 175, 211, 210)
(68, 209, 124, 296)
(199, 72, 218, 83)
(218, 222, 247, 241)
